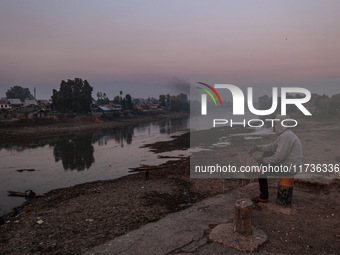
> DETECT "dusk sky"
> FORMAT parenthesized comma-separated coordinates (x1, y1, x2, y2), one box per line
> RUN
(0, 0, 339, 99)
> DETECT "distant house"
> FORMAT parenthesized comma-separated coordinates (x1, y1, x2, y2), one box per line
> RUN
(23, 99, 38, 107)
(10, 104, 44, 119)
(0, 100, 11, 110)
(134, 104, 143, 111)
(91, 104, 121, 117)
(0, 100, 11, 119)
(7, 98, 23, 108)
(93, 105, 114, 117)
(110, 104, 122, 111)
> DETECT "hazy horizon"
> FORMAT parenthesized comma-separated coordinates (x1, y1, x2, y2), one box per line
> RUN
(1, 0, 339, 99)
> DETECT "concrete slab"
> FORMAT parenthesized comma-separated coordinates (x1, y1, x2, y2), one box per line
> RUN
(83, 191, 238, 255)
(83, 183, 285, 255)
(209, 223, 267, 252)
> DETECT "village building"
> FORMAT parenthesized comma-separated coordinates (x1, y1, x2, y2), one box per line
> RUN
(9, 104, 46, 119)
(7, 98, 23, 108)
(91, 103, 122, 117)
(0, 100, 11, 110)
(23, 99, 38, 107)
(0, 100, 11, 119)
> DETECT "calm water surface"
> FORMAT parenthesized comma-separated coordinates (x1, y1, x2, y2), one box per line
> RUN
(0, 117, 189, 214)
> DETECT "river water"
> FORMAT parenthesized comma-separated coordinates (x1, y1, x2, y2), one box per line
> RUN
(0, 117, 190, 215)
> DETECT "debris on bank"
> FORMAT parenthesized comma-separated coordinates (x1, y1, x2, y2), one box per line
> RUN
(7, 190, 43, 198)
(16, 168, 36, 173)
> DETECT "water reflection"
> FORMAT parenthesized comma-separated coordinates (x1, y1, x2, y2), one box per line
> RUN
(52, 135, 95, 171)
(91, 125, 134, 148)
(0, 117, 189, 171)
(0, 116, 190, 214)
(158, 118, 188, 134)
(0, 139, 51, 152)
(159, 119, 172, 135)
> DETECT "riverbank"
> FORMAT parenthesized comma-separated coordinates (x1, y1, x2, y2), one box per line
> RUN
(1, 115, 339, 255)
(0, 111, 189, 144)
(0, 157, 242, 255)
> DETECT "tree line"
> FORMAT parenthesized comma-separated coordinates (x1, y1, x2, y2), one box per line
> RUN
(4, 78, 189, 114)
(314, 94, 340, 115)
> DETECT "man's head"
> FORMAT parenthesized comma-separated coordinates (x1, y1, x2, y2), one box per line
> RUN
(274, 114, 289, 136)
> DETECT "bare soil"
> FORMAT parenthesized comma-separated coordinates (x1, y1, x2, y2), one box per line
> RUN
(0, 157, 241, 255)
(243, 179, 340, 254)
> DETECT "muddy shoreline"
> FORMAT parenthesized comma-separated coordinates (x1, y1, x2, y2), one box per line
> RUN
(0, 158, 240, 255)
